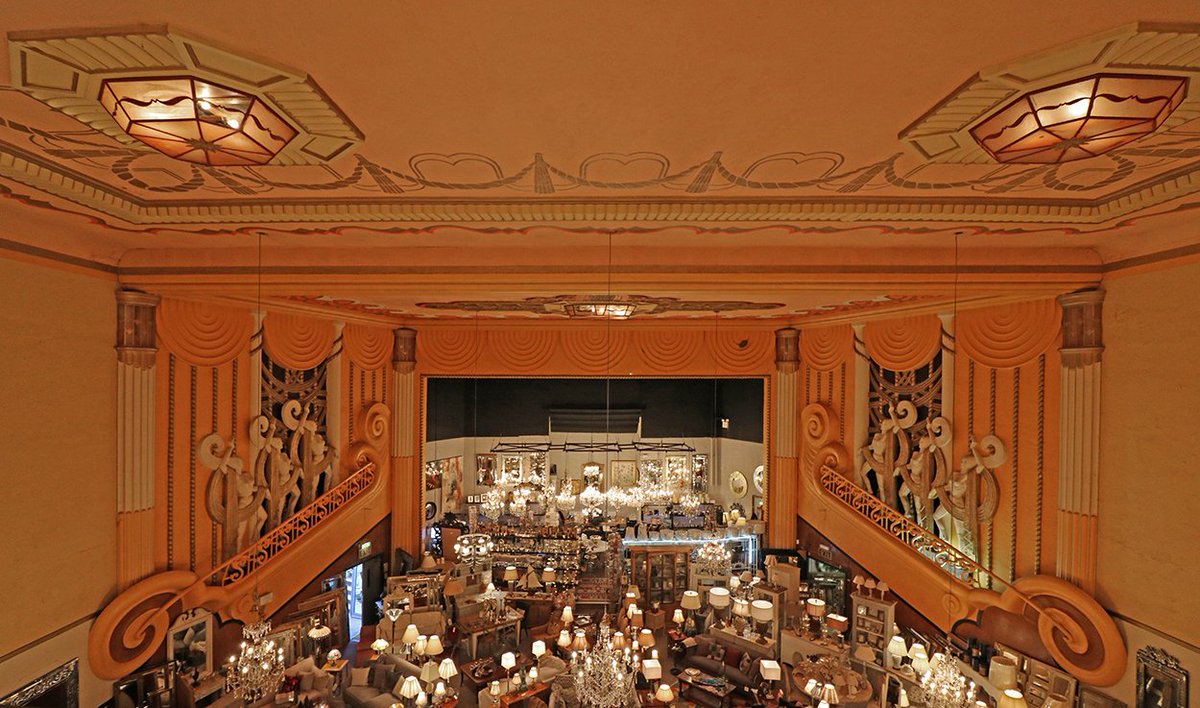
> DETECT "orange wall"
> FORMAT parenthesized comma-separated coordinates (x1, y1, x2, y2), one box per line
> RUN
(0, 257, 117, 706)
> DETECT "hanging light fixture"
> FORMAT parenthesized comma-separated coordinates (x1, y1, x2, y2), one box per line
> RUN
(693, 540, 733, 576)
(99, 76, 297, 165)
(568, 623, 639, 708)
(226, 607, 286, 702)
(970, 73, 1186, 163)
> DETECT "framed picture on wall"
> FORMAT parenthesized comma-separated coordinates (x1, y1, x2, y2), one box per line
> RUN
(476, 454, 497, 485)
(752, 495, 764, 520)
(167, 609, 213, 678)
(612, 460, 638, 487)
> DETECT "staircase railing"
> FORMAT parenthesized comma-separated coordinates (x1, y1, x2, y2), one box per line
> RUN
(209, 460, 377, 586)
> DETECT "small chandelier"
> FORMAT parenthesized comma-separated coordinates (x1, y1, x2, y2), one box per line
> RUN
(970, 73, 1186, 163)
(914, 652, 977, 708)
(579, 485, 606, 517)
(694, 540, 732, 577)
(453, 533, 494, 568)
(99, 76, 297, 166)
(226, 614, 286, 703)
(569, 623, 638, 708)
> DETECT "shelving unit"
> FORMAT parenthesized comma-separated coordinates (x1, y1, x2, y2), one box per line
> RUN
(851, 592, 896, 669)
(629, 545, 691, 605)
(482, 525, 582, 587)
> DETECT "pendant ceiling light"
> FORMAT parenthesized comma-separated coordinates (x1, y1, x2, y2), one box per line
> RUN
(970, 73, 1186, 163)
(99, 76, 298, 165)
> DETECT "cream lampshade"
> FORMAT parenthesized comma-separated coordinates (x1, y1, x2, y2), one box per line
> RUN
(421, 661, 439, 689)
(638, 628, 656, 648)
(501, 652, 517, 671)
(561, 605, 574, 624)
(557, 629, 571, 648)
(528, 667, 538, 683)
(489, 680, 501, 696)
(672, 609, 685, 626)
(820, 683, 840, 705)
(887, 635, 908, 666)
(401, 624, 421, 645)
(400, 676, 421, 699)
(427, 635, 445, 656)
(642, 658, 663, 680)
(826, 614, 849, 633)
(1042, 694, 1071, 708)
(899, 689, 910, 708)
(416, 691, 428, 708)
(433, 682, 447, 701)
(805, 598, 827, 618)
(612, 631, 627, 649)
(503, 566, 519, 582)
(751, 600, 774, 622)
(542, 567, 557, 583)
(414, 635, 427, 656)
(732, 598, 751, 618)
(532, 640, 547, 658)
(439, 658, 458, 681)
(371, 638, 390, 653)
(988, 655, 1019, 690)
(729, 575, 741, 591)
(571, 630, 588, 651)
(419, 552, 437, 570)
(708, 587, 731, 608)
(804, 679, 819, 696)
(443, 577, 464, 597)
(486, 582, 497, 593)
(681, 591, 701, 610)
(909, 644, 930, 674)
(998, 689, 1029, 708)
(655, 684, 675, 704)
(760, 660, 782, 681)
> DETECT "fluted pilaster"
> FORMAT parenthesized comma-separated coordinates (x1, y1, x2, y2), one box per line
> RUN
(770, 328, 799, 547)
(115, 290, 159, 588)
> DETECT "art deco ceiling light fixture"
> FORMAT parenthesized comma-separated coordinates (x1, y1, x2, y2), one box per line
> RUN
(564, 302, 637, 319)
(99, 76, 298, 165)
(970, 73, 1186, 163)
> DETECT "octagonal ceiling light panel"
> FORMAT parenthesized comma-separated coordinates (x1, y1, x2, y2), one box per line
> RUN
(900, 22, 1200, 164)
(8, 25, 362, 165)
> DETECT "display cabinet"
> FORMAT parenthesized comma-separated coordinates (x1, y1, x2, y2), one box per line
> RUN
(851, 592, 896, 669)
(629, 545, 691, 606)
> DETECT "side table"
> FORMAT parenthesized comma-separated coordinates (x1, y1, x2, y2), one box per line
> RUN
(321, 658, 350, 697)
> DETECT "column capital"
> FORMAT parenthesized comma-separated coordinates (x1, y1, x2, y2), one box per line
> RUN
(1058, 287, 1104, 367)
(775, 327, 799, 373)
(393, 327, 417, 374)
(115, 289, 160, 368)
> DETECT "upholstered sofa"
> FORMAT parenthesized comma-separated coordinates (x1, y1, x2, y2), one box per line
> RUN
(344, 654, 423, 708)
(477, 654, 569, 708)
(678, 633, 763, 693)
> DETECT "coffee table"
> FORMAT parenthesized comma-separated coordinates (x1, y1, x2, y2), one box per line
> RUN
(461, 654, 536, 693)
(678, 669, 736, 708)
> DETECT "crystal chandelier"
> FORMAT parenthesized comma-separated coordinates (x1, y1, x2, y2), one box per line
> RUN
(579, 485, 606, 517)
(481, 461, 552, 519)
(693, 540, 732, 576)
(678, 491, 705, 514)
(914, 652, 977, 708)
(569, 623, 638, 708)
(453, 533, 494, 568)
(226, 614, 286, 702)
(555, 484, 578, 512)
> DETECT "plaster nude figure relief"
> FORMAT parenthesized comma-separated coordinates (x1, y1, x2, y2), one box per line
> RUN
(199, 434, 265, 560)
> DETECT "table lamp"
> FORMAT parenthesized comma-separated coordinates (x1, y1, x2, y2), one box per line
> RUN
(416, 691, 428, 708)
(908, 644, 930, 675)
(655, 683, 675, 705)
(532, 640, 547, 659)
(426, 635, 444, 658)
(630, 607, 645, 628)
(805, 598, 826, 639)
(433, 682, 447, 705)
(820, 683, 840, 706)
(400, 675, 421, 707)
(542, 566, 557, 591)
(571, 630, 588, 652)
(750, 599, 774, 643)
(804, 679, 819, 696)
(887, 635, 908, 668)
(528, 667, 538, 685)
(489, 681, 501, 698)
(998, 689, 1029, 708)
(439, 658, 458, 689)
(401, 624, 421, 657)
(988, 655, 1019, 690)
(642, 658, 663, 681)
(370, 638, 390, 658)
(501, 651, 517, 683)
(760, 659, 782, 695)
(672, 609, 685, 627)
(826, 614, 849, 644)
(561, 605, 574, 625)
(612, 631, 627, 650)
(638, 628, 656, 649)
(414, 635, 428, 658)
(899, 689, 910, 708)
(557, 629, 572, 650)
(729, 575, 741, 592)
(421, 661, 439, 692)
(708, 587, 731, 628)
(503, 565, 519, 590)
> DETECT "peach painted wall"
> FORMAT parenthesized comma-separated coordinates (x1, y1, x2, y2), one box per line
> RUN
(0, 257, 117, 706)
(1098, 261, 1200, 706)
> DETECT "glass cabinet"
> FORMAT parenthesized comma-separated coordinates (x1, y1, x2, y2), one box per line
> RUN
(629, 546, 691, 606)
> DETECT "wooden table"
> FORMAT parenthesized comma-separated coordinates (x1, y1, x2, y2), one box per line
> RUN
(321, 658, 350, 696)
(462, 609, 525, 659)
(461, 654, 535, 693)
(498, 682, 551, 707)
(677, 669, 736, 708)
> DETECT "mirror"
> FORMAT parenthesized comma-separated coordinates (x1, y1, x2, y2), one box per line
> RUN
(1137, 647, 1188, 708)
(167, 609, 213, 678)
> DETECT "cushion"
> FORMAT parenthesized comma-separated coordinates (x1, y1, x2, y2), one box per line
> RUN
(350, 667, 370, 686)
(738, 653, 753, 675)
(293, 656, 318, 674)
(280, 675, 301, 693)
(372, 666, 392, 691)
(312, 670, 333, 691)
(724, 647, 744, 668)
(299, 671, 316, 692)
(694, 635, 713, 655)
(708, 643, 726, 661)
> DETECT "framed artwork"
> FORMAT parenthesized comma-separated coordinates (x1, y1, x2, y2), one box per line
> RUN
(564, 478, 582, 495)
(441, 456, 464, 511)
(1137, 647, 1188, 708)
(167, 609, 212, 678)
(612, 460, 638, 487)
(425, 501, 437, 520)
(500, 455, 523, 481)
(729, 470, 748, 498)
(476, 454, 497, 485)
(423, 460, 442, 490)
(753, 464, 765, 492)
(582, 461, 603, 489)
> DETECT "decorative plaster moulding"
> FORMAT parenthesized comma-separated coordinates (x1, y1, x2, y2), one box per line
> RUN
(7, 24, 363, 165)
(900, 21, 1200, 163)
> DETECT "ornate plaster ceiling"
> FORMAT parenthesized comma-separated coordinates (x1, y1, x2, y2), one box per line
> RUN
(0, 2, 1198, 322)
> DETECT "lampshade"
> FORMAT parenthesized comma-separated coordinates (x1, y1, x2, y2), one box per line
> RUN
(708, 587, 731, 609)
(307, 622, 332, 639)
(887, 635, 908, 659)
(626, 585, 642, 599)
(558, 629, 572, 648)
(486, 582, 497, 593)
(401, 624, 420, 644)
(732, 598, 751, 618)
(989, 655, 1019, 690)
(503, 566, 519, 581)
(439, 658, 458, 680)
(827, 614, 849, 632)
(820, 683, 840, 705)
(805, 598, 827, 618)
(612, 632, 627, 649)
(655, 684, 675, 704)
(804, 679, 819, 696)
(760, 660, 782, 681)
(625, 601, 638, 619)
(400, 675, 421, 699)
(930, 652, 946, 671)
(729, 575, 741, 590)
(416, 691, 428, 708)
(571, 630, 588, 651)
(501, 652, 517, 670)
(970, 73, 1187, 164)
(642, 658, 663, 680)
(490, 681, 501, 696)
(1042, 694, 1071, 708)
(681, 590, 701, 610)
(421, 661, 439, 685)
(443, 578, 464, 597)
(751, 600, 774, 622)
(419, 552, 437, 570)
(899, 689, 910, 708)
(818, 699, 830, 708)
(413, 635, 428, 657)
(672, 609, 685, 625)
(542, 567, 557, 583)
(561, 606, 574, 624)
(98, 76, 298, 166)
(638, 628, 656, 648)
(909, 644, 930, 674)
(532, 640, 547, 658)
(998, 689, 1029, 708)
(425, 635, 444, 656)
(433, 682, 447, 700)
(630, 608, 645, 627)
(371, 638, 390, 653)
(528, 667, 538, 683)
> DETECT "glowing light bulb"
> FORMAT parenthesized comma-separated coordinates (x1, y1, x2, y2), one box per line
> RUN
(198, 99, 213, 110)
(227, 117, 241, 129)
